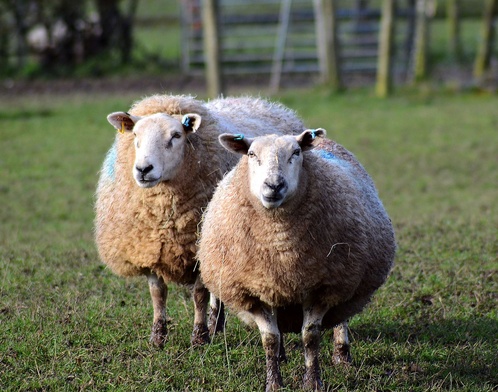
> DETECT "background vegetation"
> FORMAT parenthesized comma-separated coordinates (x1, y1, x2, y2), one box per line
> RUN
(0, 86, 496, 391)
(0, 0, 494, 85)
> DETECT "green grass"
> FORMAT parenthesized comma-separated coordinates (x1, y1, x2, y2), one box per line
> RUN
(0, 88, 497, 391)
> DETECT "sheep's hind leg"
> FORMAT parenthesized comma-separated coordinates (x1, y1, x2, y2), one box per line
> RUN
(253, 305, 283, 392)
(147, 272, 168, 348)
(302, 303, 328, 391)
(332, 321, 352, 365)
(208, 294, 225, 336)
(190, 276, 210, 346)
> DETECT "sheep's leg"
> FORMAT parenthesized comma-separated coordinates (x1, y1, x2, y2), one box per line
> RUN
(302, 303, 328, 391)
(147, 272, 168, 348)
(253, 305, 283, 392)
(190, 276, 210, 346)
(208, 293, 225, 336)
(332, 321, 352, 365)
(279, 332, 287, 363)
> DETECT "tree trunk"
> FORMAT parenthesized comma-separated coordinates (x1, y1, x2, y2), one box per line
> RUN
(11, 0, 30, 69)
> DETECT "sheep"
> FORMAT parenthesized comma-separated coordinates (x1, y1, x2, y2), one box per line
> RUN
(94, 94, 304, 348)
(197, 129, 396, 391)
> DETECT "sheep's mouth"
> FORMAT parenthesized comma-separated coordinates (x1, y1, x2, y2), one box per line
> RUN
(136, 177, 160, 188)
(261, 195, 284, 209)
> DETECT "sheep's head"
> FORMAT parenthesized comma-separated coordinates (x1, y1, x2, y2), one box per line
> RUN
(219, 129, 325, 209)
(107, 111, 201, 188)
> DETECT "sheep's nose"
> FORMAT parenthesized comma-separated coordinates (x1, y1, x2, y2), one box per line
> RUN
(136, 164, 153, 175)
(263, 175, 287, 193)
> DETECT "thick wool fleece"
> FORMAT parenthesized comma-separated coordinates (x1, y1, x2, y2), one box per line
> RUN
(95, 95, 304, 285)
(198, 139, 396, 332)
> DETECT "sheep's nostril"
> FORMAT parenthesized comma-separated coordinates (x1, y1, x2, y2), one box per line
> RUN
(264, 176, 286, 193)
(263, 179, 287, 196)
(136, 164, 153, 175)
(274, 182, 285, 192)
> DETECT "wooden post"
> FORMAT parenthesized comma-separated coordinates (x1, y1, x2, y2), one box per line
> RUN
(313, 0, 342, 92)
(202, 0, 223, 98)
(270, 0, 292, 93)
(376, 0, 395, 98)
(474, 0, 497, 83)
(412, 0, 429, 82)
(447, 0, 461, 61)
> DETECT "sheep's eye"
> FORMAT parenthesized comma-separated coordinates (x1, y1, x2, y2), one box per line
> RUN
(248, 151, 256, 158)
(172, 132, 182, 139)
(288, 148, 300, 163)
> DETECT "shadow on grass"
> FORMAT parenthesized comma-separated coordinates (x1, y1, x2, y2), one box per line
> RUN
(350, 315, 498, 387)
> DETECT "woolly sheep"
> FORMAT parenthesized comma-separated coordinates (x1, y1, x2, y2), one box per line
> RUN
(94, 94, 304, 348)
(198, 130, 396, 390)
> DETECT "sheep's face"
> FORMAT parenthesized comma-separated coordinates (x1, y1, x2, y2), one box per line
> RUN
(219, 129, 326, 209)
(107, 111, 201, 188)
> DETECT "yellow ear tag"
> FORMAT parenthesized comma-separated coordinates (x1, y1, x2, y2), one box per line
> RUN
(118, 121, 125, 134)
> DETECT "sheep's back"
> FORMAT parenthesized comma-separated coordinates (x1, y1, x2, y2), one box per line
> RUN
(206, 97, 304, 137)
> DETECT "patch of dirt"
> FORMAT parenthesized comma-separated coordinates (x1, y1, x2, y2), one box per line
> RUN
(1, 64, 495, 98)
(0, 75, 205, 97)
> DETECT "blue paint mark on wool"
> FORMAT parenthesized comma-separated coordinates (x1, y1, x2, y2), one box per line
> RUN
(103, 142, 118, 181)
(312, 149, 352, 172)
(313, 149, 336, 161)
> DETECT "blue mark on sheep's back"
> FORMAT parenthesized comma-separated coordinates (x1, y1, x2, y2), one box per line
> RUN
(103, 142, 118, 181)
(313, 149, 336, 161)
(312, 148, 353, 173)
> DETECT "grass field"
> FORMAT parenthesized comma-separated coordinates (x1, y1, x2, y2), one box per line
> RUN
(0, 86, 496, 391)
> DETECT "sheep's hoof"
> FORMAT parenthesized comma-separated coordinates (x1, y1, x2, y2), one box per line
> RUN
(191, 323, 210, 347)
(150, 320, 168, 349)
(265, 361, 283, 391)
(332, 343, 352, 365)
(265, 375, 283, 392)
(303, 370, 323, 391)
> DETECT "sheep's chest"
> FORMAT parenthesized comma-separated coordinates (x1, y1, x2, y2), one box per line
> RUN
(242, 219, 321, 306)
(126, 191, 202, 283)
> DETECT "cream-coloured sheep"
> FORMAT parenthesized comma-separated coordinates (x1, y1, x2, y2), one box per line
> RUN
(198, 130, 396, 390)
(94, 94, 304, 348)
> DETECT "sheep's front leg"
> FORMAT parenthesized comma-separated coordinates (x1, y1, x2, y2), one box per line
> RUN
(190, 276, 210, 346)
(147, 272, 168, 348)
(302, 303, 328, 391)
(253, 305, 283, 392)
(332, 321, 352, 365)
(208, 293, 225, 335)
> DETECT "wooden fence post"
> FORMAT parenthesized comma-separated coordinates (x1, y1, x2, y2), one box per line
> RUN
(270, 0, 292, 93)
(314, 0, 342, 92)
(412, 0, 431, 83)
(447, 0, 461, 61)
(376, 0, 395, 98)
(474, 0, 497, 83)
(202, 0, 224, 98)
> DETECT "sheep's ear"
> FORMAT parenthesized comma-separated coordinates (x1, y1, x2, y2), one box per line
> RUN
(219, 133, 253, 155)
(107, 112, 141, 133)
(181, 113, 202, 133)
(296, 128, 326, 151)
